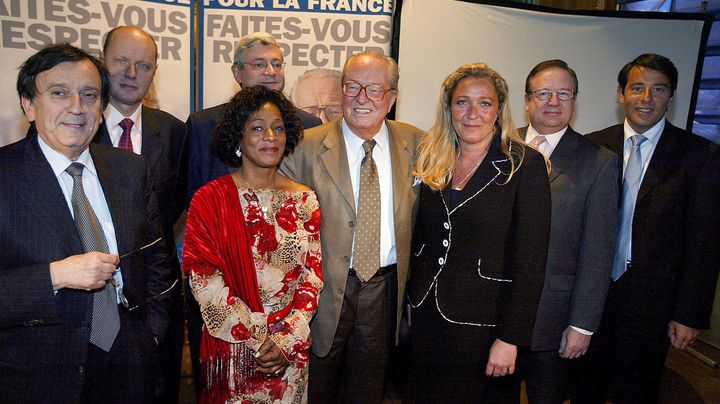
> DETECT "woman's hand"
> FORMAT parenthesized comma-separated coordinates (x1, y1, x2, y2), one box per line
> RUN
(255, 337, 290, 376)
(485, 338, 517, 377)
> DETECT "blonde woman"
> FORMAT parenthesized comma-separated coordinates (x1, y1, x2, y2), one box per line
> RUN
(407, 63, 551, 402)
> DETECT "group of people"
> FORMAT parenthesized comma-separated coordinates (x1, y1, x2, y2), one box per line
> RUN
(0, 24, 718, 404)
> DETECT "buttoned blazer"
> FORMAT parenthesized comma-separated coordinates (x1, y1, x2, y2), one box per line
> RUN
(407, 137, 551, 347)
(279, 118, 424, 356)
(519, 127, 618, 351)
(586, 123, 720, 328)
(95, 106, 186, 278)
(0, 135, 171, 402)
(182, 103, 322, 208)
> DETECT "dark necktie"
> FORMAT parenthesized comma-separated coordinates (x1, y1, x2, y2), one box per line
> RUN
(65, 162, 120, 351)
(118, 118, 134, 152)
(353, 140, 381, 282)
(611, 134, 647, 281)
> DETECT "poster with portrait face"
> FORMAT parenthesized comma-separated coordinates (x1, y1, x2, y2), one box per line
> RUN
(0, 0, 194, 147)
(198, 0, 394, 123)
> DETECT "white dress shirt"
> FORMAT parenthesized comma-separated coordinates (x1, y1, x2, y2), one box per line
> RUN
(38, 136, 124, 298)
(342, 119, 396, 268)
(525, 124, 568, 160)
(104, 104, 143, 154)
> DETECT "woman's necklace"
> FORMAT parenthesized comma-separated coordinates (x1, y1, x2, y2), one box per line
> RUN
(452, 159, 482, 190)
(452, 144, 490, 191)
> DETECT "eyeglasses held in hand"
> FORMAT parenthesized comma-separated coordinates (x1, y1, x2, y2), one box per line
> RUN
(529, 88, 577, 101)
(119, 237, 163, 261)
(342, 81, 395, 101)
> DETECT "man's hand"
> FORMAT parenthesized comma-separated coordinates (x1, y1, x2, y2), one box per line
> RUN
(49, 252, 119, 290)
(668, 320, 700, 350)
(485, 338, 517, 377)
(559, 326, 591, 359)
(255, 337, 290, 376)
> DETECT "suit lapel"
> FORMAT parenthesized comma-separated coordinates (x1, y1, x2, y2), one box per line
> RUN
(637, 123, 680, 202)
(91, 144, 134, 256)
(94, 118, 113, 146)
(319, 120, 356, 213)
(387, 121, 412, 215)
(547, 128, 580, 184)
(140, 107, 165, 172)
(19, 136, 82, 253)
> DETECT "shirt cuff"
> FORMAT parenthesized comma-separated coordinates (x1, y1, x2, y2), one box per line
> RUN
(570, 325, 593, 335)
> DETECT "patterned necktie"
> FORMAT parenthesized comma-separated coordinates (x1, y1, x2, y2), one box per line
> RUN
(611, 134, 647, 281)
(531, 135, 549, 160)
(65, 163, 120, 352)
(118, 118, 134, 152)
(353, 140, 381, 282)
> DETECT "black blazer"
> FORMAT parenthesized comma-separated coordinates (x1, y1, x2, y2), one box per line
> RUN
(408, 137, 551, 347)
(587, 122, 720, 329)
(0, 135, 172, 402)
(182, 103, 322, 207)
(95, 106, 186, 279)
(519, 127, 618, 351)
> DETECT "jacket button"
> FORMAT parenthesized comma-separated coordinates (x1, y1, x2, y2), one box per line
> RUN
(78, 365, 84, 377)
(343, 256, 349, 262)
(443, 222, 449, 229)
(438, 257, 444, 265)
(349, 221, 355, 227)
(442, 239, 449, 247)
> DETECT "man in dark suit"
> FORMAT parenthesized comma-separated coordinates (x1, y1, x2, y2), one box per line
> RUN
(0, 44, 172, 403)
(516, 60, 618, 403)
(95, 25, 186, 403)
(280, 51, 425, 403)
(576, 53, 720, 403)
(183, 31, 322, 206)
(182, 32, 321, 390)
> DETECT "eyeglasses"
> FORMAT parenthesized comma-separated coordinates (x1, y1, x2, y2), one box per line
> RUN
(301, 105, 343, 121)
(529, 89, 577, 101)
(342, 81, 395, 101)
(239, 61, 286, 71)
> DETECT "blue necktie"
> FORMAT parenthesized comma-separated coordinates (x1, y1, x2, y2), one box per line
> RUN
(611, 135, 647, 281)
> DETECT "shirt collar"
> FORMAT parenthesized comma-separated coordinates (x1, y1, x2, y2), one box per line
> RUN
(526, 124, 568, 149)
(37, 135, 97, 178)
(104, 103, 142, 131)
(341, 118, 389, 155)
(623, 117, 665, 146)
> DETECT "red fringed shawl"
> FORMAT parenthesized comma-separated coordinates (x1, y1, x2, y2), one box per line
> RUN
(182, 175, 264, 403)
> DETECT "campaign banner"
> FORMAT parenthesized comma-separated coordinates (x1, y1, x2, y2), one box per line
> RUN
(0, 0, 194, 147)
(199, 0, 394, 122)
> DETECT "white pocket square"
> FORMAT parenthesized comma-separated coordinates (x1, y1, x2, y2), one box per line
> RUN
(412, 176, 422, 187)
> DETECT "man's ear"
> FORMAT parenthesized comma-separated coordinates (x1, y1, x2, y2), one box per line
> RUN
(21, 96, 35, 121)
(617, 84, 625, 104)
(231, 64, 242, 87)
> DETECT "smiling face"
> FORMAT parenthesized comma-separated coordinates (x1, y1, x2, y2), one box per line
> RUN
(102, 26, 157, 115)
(619, 66, 673, 134)
(232, 43, 285, 91)
(22, 60, 103, 160)
(341, 55, 397, 140)
(525, 67, 576, 134)
(239, 102, 287, 170)
(450, 77, 499, 149)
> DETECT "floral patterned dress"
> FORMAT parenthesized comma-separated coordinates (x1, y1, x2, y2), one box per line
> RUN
(190, 188, 323, 403)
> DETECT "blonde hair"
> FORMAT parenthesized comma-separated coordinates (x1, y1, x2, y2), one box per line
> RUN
(415, 63, 526, 191)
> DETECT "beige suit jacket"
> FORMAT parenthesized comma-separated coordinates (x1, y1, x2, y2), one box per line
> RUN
(280, 118, 424, 356)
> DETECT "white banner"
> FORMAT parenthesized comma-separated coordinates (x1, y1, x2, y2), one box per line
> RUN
(0, 0, 194, 147)
(199, 0, 394, 115)
(396, 0, 708, 134)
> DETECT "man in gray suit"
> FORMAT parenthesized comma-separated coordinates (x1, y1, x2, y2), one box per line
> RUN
(280, 51, 424, 403)
(517, 60, 618, 403)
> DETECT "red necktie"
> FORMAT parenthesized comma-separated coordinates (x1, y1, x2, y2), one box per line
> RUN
(118, 118, 134, 152)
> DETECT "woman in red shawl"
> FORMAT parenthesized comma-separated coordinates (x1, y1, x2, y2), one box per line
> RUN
(183, 86, 323, 403)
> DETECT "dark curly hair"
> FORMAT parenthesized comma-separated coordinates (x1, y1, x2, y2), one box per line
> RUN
(212, 86, 303, 167)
